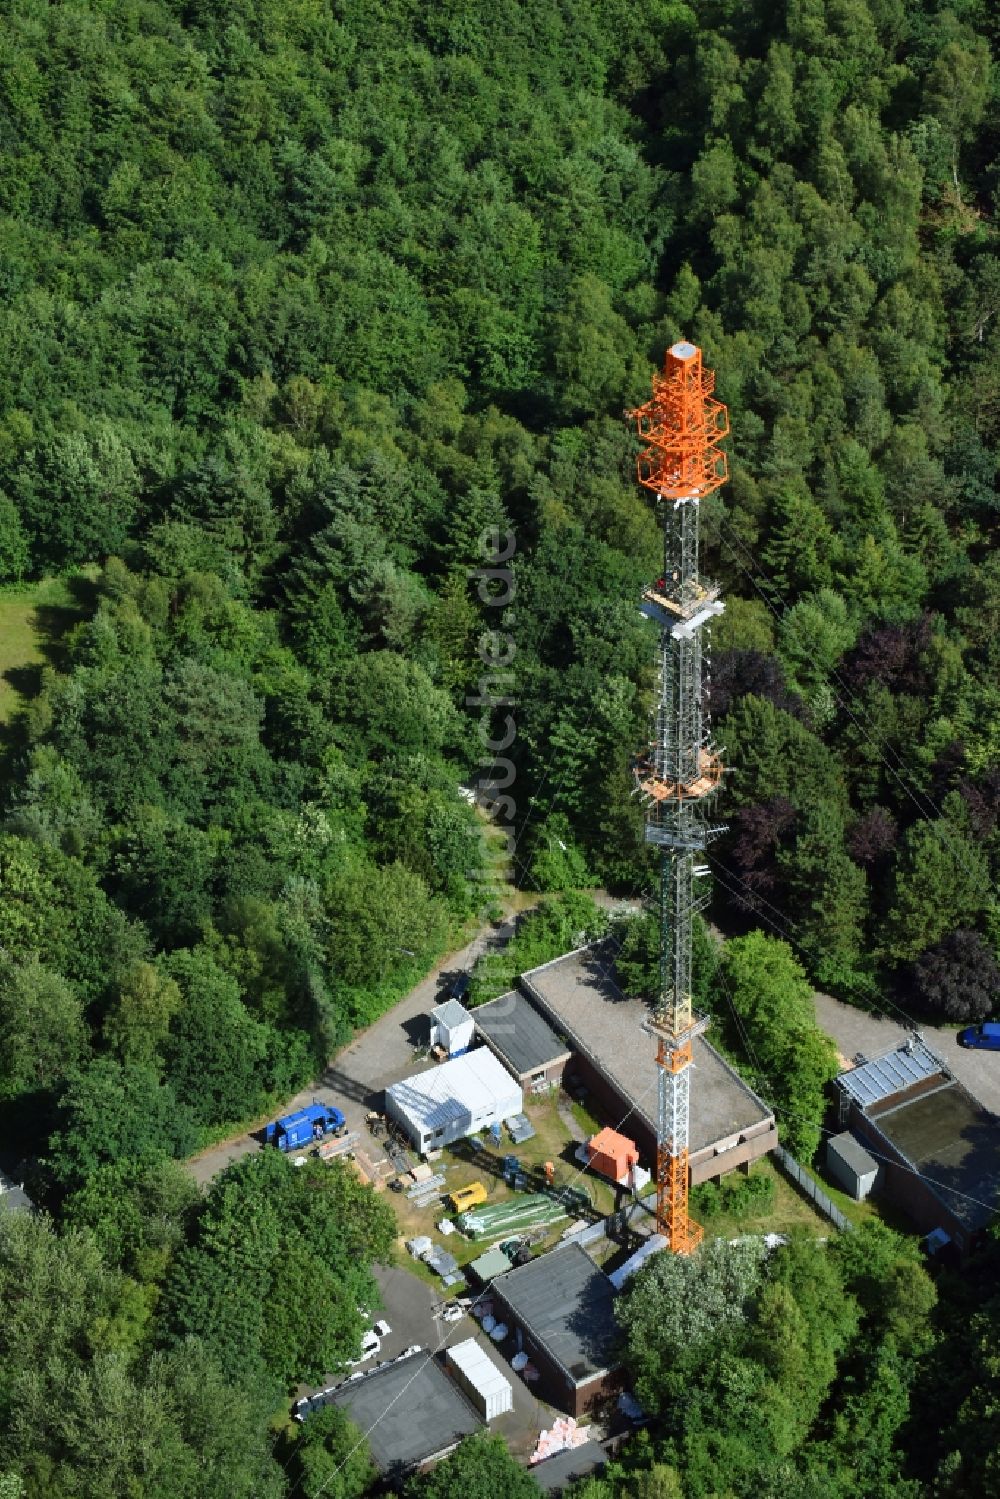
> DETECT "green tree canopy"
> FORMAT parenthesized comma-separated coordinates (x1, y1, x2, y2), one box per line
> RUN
(715, 932, 840, 1159)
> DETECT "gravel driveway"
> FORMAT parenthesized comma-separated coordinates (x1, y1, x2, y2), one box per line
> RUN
(187, 916, 519, 1187)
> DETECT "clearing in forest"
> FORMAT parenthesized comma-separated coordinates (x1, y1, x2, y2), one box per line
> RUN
(0, 572, 96, 724)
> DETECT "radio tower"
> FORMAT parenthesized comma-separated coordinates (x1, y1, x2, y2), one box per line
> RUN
(628, 341, 729, 1254)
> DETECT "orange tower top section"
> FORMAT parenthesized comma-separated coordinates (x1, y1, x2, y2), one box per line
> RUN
(629, 341, 729, 500)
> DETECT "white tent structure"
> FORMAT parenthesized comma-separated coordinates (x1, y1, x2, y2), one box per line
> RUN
(446, 1338, 513, 1420)
(386, 1049, 522, 1153)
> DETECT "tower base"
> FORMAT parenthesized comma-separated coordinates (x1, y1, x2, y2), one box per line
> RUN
(656, 1142, 704, 1254)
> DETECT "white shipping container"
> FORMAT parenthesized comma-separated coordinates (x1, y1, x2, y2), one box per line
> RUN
(446, 1337, 513, 1421)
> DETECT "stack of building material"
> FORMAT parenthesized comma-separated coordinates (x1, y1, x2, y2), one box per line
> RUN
(407, 1172, 446, 1206)
(424, 1246, 461, 1284)
(506, 1113, 536, 1144)
(354, 1148, 393, 1188)
(457, 1193, 568, 1240)
(315, 1131, 361, 1161)
(529, 1417, 592, 1464)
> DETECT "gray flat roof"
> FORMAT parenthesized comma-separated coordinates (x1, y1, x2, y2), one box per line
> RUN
(432, 999, 473, 1029)
(532, 1438, 608, 1492)
(492, 1241, 621, 1386)
(520, 945, 773, 1152)
(330, 1354, 482, 1471)
(866, 1081, 1000, 1233)
(474, 991, 571, 1077)
(829, 1131, 878, 1177)
(835, 1039, 944, 1110)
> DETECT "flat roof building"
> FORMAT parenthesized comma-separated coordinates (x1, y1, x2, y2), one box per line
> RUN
(473, 990, 571, 1089)
(491, 1241, 622, 1416)
(519, 945, 777, 1183)
(835, 1040, 1000, 1254)
(386, 1048, 523, 1155)
(329, 1354, 482, 1474)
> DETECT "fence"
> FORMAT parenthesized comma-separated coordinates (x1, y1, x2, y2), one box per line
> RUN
(773, 1145, 854, 1234)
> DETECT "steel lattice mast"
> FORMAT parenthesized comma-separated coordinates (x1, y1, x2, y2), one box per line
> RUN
(628, 341, 729, 1254)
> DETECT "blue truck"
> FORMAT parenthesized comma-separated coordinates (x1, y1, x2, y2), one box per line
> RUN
(265, 1102, 346, 1152)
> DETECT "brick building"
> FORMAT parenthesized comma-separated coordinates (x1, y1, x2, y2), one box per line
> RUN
(491, 1242, 623, 1417)
(519, 944, 778, 1184)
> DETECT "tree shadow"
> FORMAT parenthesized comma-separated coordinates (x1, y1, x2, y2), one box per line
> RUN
(4, 663, 43, 701)
(32, 573, 99, 672)
(318, 1065, 381, 1109)
(0, 574, 101, 770)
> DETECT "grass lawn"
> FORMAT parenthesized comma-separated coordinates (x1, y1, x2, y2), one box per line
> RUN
(695, 1158, 838, 1242)
(569, 1095, 603, 1139)
(0, 572, 98, 725)
(794, 1156, 915, 1235)
(385, 1093, 617, 1284)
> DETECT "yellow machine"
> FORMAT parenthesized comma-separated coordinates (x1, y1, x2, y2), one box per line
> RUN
(448, 1181, 488, 1213)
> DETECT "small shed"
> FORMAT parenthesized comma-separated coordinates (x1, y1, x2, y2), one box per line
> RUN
(827, 1131, 879, 1201)
(469, 1245, 513, 1285)
(446, 1338, 514, 1421)
(431, 999, 475, 1057)
(586, 1128, 639, 1186)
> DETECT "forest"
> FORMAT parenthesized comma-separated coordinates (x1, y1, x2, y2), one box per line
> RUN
(0, 0, 996, 1494)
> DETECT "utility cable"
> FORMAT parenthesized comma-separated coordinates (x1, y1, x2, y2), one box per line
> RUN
(705, 852, 924, 1037)
(288, 1055, 663, 1499)
(716, 520, 984, 887)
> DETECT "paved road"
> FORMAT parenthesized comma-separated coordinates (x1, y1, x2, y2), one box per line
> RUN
(369, 1266, 550, 1459)
(813, 991, 1000, 1115)
(187, 888, 635, 1188)
(187, 915, 521, 1186)
(295, 1263, 551, 1455)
